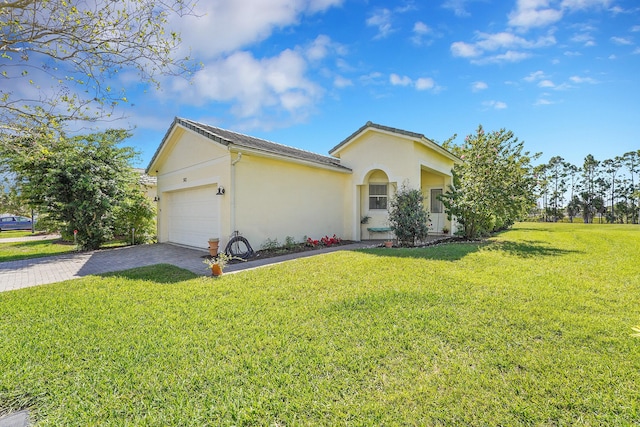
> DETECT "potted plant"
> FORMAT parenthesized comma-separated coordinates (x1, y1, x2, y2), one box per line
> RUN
(442, 226, 450, 235)
(203, 253, 242, 277)
(384, 240, 393, 248)
(208, 238, 219, 257)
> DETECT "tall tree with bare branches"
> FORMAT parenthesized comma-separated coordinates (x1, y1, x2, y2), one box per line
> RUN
(1, 0, 196, 150)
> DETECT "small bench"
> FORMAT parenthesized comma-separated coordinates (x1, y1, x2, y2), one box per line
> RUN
(367, 227, 392, 233)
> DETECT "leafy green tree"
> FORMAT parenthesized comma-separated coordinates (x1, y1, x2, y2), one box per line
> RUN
(0, 176, 29, 216)
(113, 185, 156, 245)
(580, 154, 600, 223)
(622, 151, 640, 223)
(440, 125, 539, 239)
(567, 195, 581, 223)
(533, 163, 550, 221)
(5, 130, 137, 250)
(546, 156, 568, 222)
(0, 0, 195, 151)
(388, 183, 430, 247)
(602, 157, 621, 222)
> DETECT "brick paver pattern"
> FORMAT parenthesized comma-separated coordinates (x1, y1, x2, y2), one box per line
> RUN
(0, 244, 209, 292)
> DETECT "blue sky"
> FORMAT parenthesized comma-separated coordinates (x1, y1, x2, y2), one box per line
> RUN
(115, 0, 639, 169)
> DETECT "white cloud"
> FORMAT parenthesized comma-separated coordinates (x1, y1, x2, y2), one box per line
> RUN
(415, 77, 435, 90)
(483, 100, 508, 109)
(367, 8, 394, 39)
(538, 79, 555, 88)
(571, 32, 595, 46)
(632, 25, 640, 32)
(611, 36, 633, 45)
(524, 70, 546, 81)
(508, 0, 563, 31)
(413, 21, 431, 35)
(442, 0, 474, 17)
(333, 76, 353, 88)
(564, 50, 582, 56)
(390, 74, 413, 86)
(508, 0, 611, 32)
(411, 21, 434, 45)
(472, 81, 488, 91)
(303, 35, 347, 63)
(388, 74, 439, 91)
(535, 97, 556, 105)
(452, 31, 555, 64)
(173, 0, 343, 59)
(560, 0, 612, 10)
(181, 50, 321, 118)
(476, 50, 531, 64)
(634, 47, 640, 55)
(451, 41, 482, 58)
(305, 35, 332, 61)
(569, 75, 598, 84)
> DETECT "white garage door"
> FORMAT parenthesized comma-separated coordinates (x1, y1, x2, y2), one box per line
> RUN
(166, 185, 219, 249)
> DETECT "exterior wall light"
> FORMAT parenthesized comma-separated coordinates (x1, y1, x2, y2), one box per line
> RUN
(216, 186, 225, 195)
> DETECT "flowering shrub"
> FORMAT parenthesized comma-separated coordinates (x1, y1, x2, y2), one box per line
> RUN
(306, 234, 341, 247)
(321, 234, 341, 246)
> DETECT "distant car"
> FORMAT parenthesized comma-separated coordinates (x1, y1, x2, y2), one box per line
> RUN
(0, 215, 34, 231)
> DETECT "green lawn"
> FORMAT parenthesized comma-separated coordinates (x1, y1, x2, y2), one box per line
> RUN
(0, 238, 130, 262)
(0, 230, 43, 239)
(1, 223, 639, 425)
(0, 239, 78, 262)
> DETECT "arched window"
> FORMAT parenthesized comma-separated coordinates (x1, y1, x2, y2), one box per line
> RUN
(367, 170, 389, 210)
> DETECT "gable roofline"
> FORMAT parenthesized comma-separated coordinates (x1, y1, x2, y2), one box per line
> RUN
(146, 117, 351, 174)
(329, 121, 461, 163)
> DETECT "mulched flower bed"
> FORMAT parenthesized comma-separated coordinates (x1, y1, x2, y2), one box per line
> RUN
(203, 240, 357, 264)
(240, 240, 356, 263)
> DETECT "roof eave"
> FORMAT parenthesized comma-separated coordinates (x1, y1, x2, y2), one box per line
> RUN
(228, 144, 351, 173)
(145, 117, 180, 175)
(329, 121, 461, 163)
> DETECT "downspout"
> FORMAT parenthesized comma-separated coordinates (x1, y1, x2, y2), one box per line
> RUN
(230, 152, 242, 234)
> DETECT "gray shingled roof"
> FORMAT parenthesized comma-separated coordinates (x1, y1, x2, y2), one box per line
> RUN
(134, 168, 157, 186)
(147, 117, 350, 172)
(330, 121, 443, 155)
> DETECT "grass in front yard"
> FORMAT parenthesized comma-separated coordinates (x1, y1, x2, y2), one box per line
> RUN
(0, 239, 78, 262)
(0, 239, 131, 262)
(0, 230, 43, 239)
(0, 223, 639, 425)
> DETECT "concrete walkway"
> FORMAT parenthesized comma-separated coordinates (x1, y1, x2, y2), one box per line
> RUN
(0, 242, 377, 293)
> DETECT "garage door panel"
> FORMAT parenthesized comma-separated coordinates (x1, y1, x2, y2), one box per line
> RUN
(166, 185, 218, 249)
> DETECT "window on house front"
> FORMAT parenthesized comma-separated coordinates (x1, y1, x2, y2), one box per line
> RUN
(369, 184, 388, 210)
(430, 189, 443, 213)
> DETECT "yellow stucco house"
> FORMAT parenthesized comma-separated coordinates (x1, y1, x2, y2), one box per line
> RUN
(146, 118, 460, 250)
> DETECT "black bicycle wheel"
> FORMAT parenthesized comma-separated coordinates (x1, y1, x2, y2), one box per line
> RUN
(224, 235, 254, 259)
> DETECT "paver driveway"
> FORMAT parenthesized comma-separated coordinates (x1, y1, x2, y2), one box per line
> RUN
(0, 244, 210, 292)
(0, 241, 377, 293)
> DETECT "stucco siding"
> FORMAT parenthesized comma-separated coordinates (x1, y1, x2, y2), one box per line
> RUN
(154, 129, 232, 247)
(338, 131, 421, 187)
(413, 141, 455, 176)
(233, 153, 350, 249)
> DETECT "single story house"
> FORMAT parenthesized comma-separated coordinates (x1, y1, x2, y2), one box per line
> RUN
(146, 118, 460, 250)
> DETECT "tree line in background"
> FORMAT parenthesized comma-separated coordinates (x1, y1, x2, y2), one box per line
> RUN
(534, 151, 640, 224)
